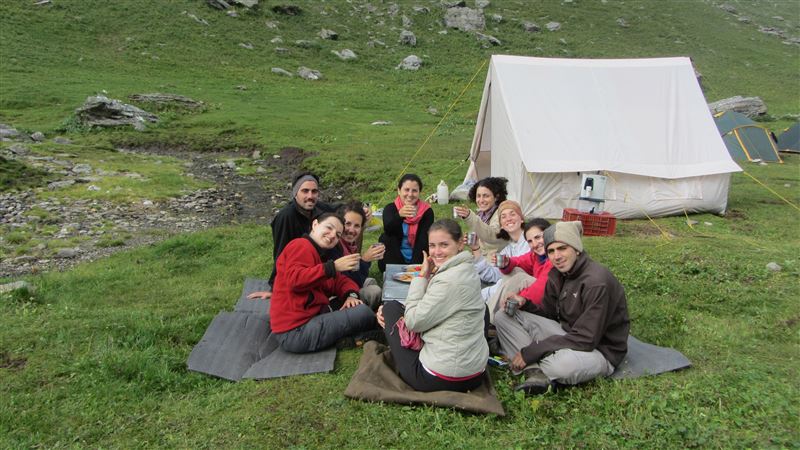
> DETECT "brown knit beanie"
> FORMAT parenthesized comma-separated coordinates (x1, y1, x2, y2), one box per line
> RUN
(544, 221, 584, 253)
(496, 200, 523, 220)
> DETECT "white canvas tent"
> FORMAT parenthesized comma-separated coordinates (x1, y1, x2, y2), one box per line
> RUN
(465, 55, 742, 219)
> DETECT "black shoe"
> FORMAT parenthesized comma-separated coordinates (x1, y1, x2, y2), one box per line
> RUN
(335, 336, 356, 350)
(354, 329, 387, 346)
(514, 368, 553, 395)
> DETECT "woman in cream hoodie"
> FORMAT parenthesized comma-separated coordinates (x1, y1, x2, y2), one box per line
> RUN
(377, 219, 489, 392)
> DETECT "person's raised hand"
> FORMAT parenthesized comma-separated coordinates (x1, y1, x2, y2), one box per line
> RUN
(419, 250, 432, 279)
(363, 205, 373, 223)
(399, 204, 417, 218)
(334, 253, 361, 272)
(247, 291, 271, 300)
(454, 206, 470, 219)
(362, 243, 385, 262)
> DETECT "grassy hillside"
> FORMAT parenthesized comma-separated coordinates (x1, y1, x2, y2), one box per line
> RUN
(1, 0, 798, 193)
(1, 0, 799, 448)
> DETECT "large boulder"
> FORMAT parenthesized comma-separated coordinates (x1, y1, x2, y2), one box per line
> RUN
(708, 96, 767, 118)
(397, 55, 422, 71)
(74, 95, 158, 130)
(443, 7, 485, 32)
(332, 49, 357, 60)
(399, 30, 417, 46)
(318, 28, 338, 40)
(297, 67, 323, 80)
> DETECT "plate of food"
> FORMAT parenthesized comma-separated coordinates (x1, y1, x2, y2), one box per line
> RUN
(392, 272, 416, 283)
(401, 264, 423, 272)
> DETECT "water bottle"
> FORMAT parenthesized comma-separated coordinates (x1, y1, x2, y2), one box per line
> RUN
(437, 180, 449, 205)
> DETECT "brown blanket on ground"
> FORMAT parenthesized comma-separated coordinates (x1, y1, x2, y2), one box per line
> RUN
(344, 341, 505, 416)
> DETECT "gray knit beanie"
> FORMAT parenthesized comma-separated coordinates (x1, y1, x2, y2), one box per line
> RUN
(543, 221, 584, 253)
(292, 174, 319, 199)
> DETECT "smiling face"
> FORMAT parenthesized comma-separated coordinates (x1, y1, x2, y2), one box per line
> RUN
(428, 229, 463, 267)
(341, 211, 364, 245)
(295, 180, 320, 211)
(547, 242, 579, 273)
(397, 180, 421, 206)
(474, 186, 497, 213)
(525, 226, 546, 256)
(499, 208, 523, 234)
(310, 216, 343, 249)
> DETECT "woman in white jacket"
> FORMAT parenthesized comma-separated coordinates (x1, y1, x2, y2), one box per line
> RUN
(377, 219, 489, 392)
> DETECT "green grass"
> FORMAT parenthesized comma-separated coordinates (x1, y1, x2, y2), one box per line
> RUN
(1, 160, 798, 448)
(1, 0, 799, 447)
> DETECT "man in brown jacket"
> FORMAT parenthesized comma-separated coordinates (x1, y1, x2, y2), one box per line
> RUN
(494, 221, 630, 395)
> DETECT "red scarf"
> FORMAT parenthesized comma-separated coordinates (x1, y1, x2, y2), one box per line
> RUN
(394, 196, 431, 248)
(340, 239, 359, 256)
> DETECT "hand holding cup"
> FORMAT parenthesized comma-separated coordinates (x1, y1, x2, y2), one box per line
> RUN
(453, 206, 470, 219)
(362, 243, 385, 262)
(399, 204, 417, 218)
(334, 253, 361, 272)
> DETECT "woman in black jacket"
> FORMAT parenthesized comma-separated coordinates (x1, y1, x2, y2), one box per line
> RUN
(379, 174, 434, 272)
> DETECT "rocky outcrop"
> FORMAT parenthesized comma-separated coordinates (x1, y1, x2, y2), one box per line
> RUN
(708, 96, 767, 118)
(75, 95, 158, 130)
(443, 7, 485, 31)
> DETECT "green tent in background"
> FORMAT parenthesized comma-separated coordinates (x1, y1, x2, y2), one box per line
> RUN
(777, 122, 800, 153)
(714, 111, 782, 163)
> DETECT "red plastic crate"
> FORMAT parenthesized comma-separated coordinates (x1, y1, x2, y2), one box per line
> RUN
(561, 208, 617, 236)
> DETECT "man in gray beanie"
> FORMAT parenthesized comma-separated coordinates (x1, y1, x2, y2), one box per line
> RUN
(494, 221, 630, 395)
(266, 172, 338, 288)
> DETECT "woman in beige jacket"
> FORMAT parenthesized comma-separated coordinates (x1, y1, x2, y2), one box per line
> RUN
(377, 219, 489, 392)
(453, 177, 509, 256)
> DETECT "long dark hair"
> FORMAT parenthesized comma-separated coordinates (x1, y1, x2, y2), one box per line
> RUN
(338, 201, 367, 227)
(468, 177, 508, 204)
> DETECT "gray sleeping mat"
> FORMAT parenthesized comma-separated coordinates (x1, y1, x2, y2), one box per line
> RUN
(187, 278, 336, 381)
(611, 335, 692, 379)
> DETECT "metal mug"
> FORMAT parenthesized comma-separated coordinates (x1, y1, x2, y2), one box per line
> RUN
(495, 254, 508, 268)
(453, 207, 459, 219)
(504, 298, 520, 316)
(466, 232, 478, 247)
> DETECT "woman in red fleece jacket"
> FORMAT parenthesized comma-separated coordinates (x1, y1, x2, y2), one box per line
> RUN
(498, 218, 553, 307)
(269, 213, 378, 353)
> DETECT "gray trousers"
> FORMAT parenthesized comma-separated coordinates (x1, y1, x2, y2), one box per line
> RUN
(274, 304, 376, 353)
(495, 311, 614, 385)
(360, 278, 382, 311)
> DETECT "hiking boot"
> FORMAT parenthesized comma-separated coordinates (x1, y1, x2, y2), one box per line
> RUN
(514, 368, 553, 396)
(487, 336, 503, 357)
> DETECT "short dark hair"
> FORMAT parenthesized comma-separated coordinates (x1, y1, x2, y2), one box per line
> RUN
(338, 201, 367, 227)
(468, 177, 508, 204)
(398, 173, 423, 191)
(429, 218, 462, 242)
(315, 212, 344, 227)
(524, 218, 551, 236)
